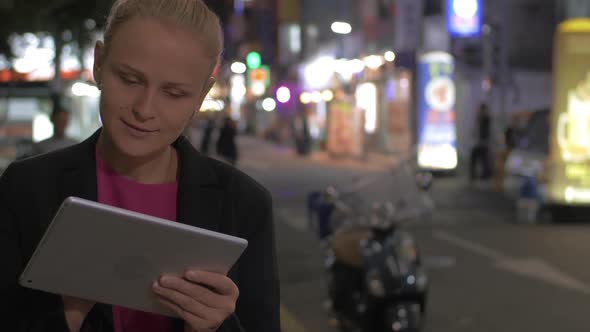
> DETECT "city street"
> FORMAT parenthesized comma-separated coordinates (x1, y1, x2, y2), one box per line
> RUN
(233, 135, 590, 332)
(2, 1, 590, 331)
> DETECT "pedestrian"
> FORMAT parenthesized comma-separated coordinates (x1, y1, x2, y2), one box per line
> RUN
(0, 0, 279, 331)
(31, 105, 78, 155)
(504, 115, 520, 152)
(216, 116, 238, 166)
(470, 102, 492, 181)
(199, 115, 215, 155)
(493, 114, 520, 192)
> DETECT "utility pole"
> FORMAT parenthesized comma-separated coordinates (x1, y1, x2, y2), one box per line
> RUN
(497, 0, 509, 133)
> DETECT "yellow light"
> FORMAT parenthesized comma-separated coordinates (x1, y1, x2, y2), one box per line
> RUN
(322, 90, 334, 102)
(559, 18, 590, 33)
(300, 92, 312, 104)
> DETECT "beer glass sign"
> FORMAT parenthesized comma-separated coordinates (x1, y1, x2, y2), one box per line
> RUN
(548, 18, 590, 204)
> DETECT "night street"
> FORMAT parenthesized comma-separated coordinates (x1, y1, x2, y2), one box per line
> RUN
(235, 135, 590, 332)
(2, 1, 590, 330)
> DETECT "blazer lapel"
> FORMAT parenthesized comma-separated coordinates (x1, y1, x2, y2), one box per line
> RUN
(49, 131, 100, 230)
(39, 130, 100, 232)
(174, 136, 224, 232)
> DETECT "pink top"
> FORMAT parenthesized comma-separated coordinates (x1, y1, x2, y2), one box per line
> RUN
(96, 150, 178, 332)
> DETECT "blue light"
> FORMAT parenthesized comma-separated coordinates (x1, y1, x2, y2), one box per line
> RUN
(234, 0, 244, 15)
(453, 0, 478, 19)
(447, 0, 482, 37)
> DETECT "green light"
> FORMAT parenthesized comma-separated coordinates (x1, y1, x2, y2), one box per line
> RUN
(246, 52, 262, 69)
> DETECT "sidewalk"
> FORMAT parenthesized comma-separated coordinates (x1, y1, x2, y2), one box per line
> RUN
(236, 134, 400, 172)
(234, 134, 518, 225)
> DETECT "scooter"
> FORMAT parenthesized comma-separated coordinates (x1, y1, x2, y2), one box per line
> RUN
(307, 157, 433, 332)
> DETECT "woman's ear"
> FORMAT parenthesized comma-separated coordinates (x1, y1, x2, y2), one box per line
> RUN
(93, 41, 105, 85)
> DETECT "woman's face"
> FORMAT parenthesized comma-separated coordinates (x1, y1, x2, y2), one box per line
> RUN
(93, 16, 215, 158)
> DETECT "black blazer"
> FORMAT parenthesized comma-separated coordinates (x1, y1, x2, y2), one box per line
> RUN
(0, 130, 280, 332)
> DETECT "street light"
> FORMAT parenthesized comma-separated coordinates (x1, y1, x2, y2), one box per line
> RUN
(363, 55, 384, 70)
(384, 51, 396, 62)
(262, 98, 276, 112)
(311, 91, 322, 103)
(322, 90, 334, 102)
(276, 86, 291, 103)
(230, 61, 247, 74)
(331, 22, 352, 34)
(300, 92, 312, 104)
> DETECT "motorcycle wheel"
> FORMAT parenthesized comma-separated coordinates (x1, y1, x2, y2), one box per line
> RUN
(384, 302, 423, 332)
(336, 313, 362, 332)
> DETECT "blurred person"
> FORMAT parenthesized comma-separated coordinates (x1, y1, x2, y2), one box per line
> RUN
(0, 0, 279, 331)
(31, 106, 78, 155)
(493, 114, 520, 192)
(470, 102, 492, 181)
(199, 114, 216, 155)
(504, 115, 521, 151)
(216, 116, 238, 166)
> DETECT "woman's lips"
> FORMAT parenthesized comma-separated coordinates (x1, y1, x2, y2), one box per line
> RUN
(121, 119, 158, 138)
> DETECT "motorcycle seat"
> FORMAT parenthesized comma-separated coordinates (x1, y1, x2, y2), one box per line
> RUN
(330, 227, 372, 268)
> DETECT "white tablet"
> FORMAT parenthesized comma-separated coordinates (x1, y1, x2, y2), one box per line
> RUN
(19, 196, 248, 317)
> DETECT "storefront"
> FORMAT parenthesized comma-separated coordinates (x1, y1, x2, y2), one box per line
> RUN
(547, 18, 590, 205)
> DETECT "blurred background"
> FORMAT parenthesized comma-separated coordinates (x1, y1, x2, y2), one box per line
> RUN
(1, 0, 590, 331)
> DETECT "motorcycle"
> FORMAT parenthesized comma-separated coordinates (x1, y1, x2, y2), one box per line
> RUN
(307, 153, 434, 332)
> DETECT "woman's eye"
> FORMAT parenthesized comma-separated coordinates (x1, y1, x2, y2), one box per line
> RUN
(165, 90, 186, 98)
(120, 75, 140, 85)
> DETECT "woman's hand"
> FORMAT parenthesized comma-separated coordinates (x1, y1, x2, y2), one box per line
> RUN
(152, 270, 239, 332)
(62, 296, 96, 332)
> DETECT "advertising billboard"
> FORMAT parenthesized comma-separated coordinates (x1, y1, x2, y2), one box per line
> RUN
(548, 19, 590, 205)
(447, 0, 482, 38)
(326, 100, 364, 158)
(416, 52, 458, 170)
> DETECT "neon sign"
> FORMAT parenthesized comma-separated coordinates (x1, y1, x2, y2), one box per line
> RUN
(447, 0, 482, 37)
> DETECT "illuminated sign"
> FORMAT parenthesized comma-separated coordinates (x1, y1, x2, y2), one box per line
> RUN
(447, 0, 482, 37)
(548, 18, 590, 205)
(246, 52, 262, 69)
(416, 52, 458, 170)
(326, 101, 364, 158)
(248, 66, 270, 87)
(355, 82, 378, 134)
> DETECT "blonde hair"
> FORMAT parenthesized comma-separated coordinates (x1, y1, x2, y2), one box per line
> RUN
(104, 0, 223, 64)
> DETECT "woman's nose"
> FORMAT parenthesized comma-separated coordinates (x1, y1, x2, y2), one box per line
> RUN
(132, 88, 157, 120)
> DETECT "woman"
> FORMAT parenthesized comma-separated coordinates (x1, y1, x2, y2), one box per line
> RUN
(0, 0, 280, 331)
(470, 102, 492, 181)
